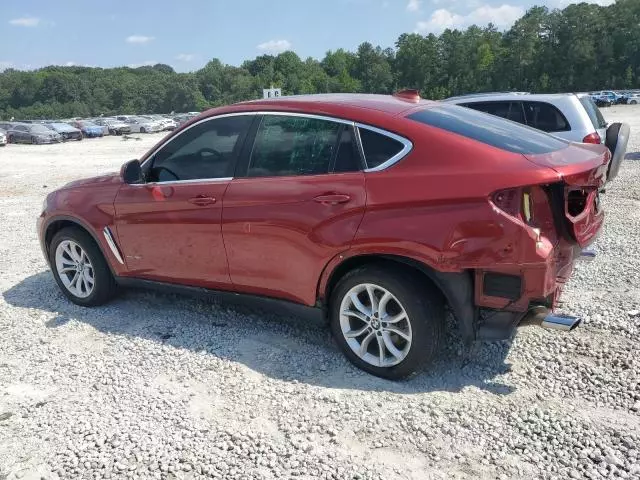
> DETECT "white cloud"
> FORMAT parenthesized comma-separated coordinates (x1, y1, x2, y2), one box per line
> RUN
(126, 35, 154, 44)
(176, 53, 196, 62)
(128, 60, 157, 68)
(416, 4, 523, 33)
(0, 61, 15, 71)
(9, 17, 40, 27)
(257, 39, 292, 54)
(407, 0, 421, 12)
(64, 61, 76, 67)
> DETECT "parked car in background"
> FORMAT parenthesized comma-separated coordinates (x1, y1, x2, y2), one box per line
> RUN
(627, 93, 640, 105)
(0, 128, 7, 146)
(68, 120, 105, 138)
(118, 116, 163, 133)
(138, 115, 166, 131)
(38, 91, 611, 379)
(46, 122, 83, 141)
(444, 92, 628, 182)
(149, 115, 177, 131)
(92, 118, 132, 136)
(590, 91, 618, 107)
(5, 123, 62, 144)
(173, 114, 192, 126)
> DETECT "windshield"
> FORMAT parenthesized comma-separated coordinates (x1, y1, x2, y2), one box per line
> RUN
(578, 96, 607, 129)
(407, 105, 569, 154)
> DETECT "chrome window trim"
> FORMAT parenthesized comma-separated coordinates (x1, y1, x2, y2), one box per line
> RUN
(355, 123, 413, 172)
(141, 177, 233, 187)
(103, 226, 125, 265)
(139, 111, 358, 185)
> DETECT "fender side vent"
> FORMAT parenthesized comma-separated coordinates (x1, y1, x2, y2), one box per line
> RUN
(483, 273, 522, 301)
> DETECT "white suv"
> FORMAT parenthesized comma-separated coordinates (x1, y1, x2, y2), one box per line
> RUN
(443, 92, 629, 182)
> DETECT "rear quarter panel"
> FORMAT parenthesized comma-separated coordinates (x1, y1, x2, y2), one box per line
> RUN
(351, 118, 561, 271)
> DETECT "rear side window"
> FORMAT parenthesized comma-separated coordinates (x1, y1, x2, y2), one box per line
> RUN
(407, 105, 568, 154)
(358, 128, 404, 169)
(464, 101, 510, 118)
(578, 96, 607, 129)
(462, 101, 526, 125)
(522, 102, 570, 132)
(248, 115, 342, 177)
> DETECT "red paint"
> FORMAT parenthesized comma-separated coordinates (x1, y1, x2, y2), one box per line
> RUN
(38, 94, 609, 323)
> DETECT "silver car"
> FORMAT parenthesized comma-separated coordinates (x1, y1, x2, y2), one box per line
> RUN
(0, 128, 7, 146)
(443, 92, 629, 182)
(117, 116, 162, 133)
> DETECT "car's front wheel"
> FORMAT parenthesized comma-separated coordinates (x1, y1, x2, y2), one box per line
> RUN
(49, 227, 117, 307)
(330, 265, 444, 380)
(140, 127, 146, 134)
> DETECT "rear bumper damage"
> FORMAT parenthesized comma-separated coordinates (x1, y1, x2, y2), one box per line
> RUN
(473, 246, 595, 340)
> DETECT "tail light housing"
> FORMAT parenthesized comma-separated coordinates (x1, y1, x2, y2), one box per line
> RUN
(582, 132, 601, 144)
(491, 186, 558, 244)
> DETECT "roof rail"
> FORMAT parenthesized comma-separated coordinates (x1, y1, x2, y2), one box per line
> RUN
(444, 91, 531, 101)
(393, 89, 421, 103)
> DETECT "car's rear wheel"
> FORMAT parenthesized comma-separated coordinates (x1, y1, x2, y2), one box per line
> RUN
(330, 265, 444, 380)
(31, 136, 38, 145)
(49, 227, 117, 307)
(631, 100, 638, 105)
(140, 127, 146, 134)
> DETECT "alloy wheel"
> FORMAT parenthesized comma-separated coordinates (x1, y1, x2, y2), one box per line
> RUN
(339, 283, 413, 367)
(55, 240, 95, 298)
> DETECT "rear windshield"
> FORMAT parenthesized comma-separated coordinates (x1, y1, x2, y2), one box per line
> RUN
(407, 105, 568, 154)
(578, 96, 607, 129)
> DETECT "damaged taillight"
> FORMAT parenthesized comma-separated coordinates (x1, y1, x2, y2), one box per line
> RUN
(492, 186, 557, 243)
(492, 188, 523, 218)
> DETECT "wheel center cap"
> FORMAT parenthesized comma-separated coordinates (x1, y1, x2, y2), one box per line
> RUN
(370, 318, 380, 329)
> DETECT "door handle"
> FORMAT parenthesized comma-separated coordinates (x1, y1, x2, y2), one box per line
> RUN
(188, 195, 216, 206)
(313, 194, 351, 205)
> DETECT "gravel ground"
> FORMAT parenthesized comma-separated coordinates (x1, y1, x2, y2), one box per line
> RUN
(0, 108, 639, 480)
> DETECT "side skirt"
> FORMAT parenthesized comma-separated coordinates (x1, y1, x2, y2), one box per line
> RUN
(115, 277, 328, 325)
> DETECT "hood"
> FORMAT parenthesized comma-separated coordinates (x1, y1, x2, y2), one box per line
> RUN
(62, 172, 121, 189)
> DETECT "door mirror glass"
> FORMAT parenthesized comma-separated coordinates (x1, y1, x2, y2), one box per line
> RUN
(121, 159, 143, 184)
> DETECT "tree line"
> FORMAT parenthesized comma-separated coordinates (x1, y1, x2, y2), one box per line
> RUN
(1, 1, 639, 120)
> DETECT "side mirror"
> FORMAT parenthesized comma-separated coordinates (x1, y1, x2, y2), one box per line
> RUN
(121, 159, 143, 184)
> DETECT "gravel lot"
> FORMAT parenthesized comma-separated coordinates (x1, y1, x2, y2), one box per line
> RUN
(1, 107, 639, 480)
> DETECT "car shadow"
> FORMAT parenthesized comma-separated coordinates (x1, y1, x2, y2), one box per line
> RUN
(3, 271, 516, 396)
(625, 151, 640, 160)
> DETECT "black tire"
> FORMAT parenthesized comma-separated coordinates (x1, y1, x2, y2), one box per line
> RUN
(631, 100, 638, 105)
(49, 227, 117, 307)
(140, 127, 146, 134)
(329, 265, 444, 380)
(31, 136, 38, 145)
(6, 134, 13, 144)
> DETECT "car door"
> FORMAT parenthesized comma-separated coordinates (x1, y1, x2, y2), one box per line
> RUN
(114, 114, 254, 289)
(222, 113, 366, 305)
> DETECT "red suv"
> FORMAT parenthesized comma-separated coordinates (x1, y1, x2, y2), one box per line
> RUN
(38, 92, 609, 379)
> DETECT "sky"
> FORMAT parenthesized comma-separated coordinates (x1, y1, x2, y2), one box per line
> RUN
(0, 0, 615, 73)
